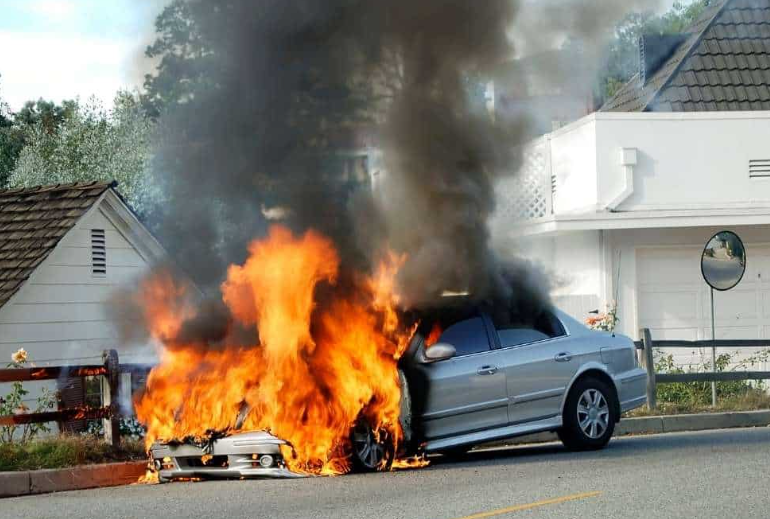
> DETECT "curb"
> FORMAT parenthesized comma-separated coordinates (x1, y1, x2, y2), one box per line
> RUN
(0, 461, 147, 499)
(478, 409, 770, 449)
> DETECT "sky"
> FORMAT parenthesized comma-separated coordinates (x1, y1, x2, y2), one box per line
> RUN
(0, 0, 169, 111)
(0, 0, 687, 113)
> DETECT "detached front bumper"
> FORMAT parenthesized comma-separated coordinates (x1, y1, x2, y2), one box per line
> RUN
(150, 431, 304, 481)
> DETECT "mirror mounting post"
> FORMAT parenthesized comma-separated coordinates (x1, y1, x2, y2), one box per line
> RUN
(700, 230, 747, 408)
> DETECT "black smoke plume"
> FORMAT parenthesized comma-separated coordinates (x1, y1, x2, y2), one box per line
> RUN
(147, 0, 533, 313)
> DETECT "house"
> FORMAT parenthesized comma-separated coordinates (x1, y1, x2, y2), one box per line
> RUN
(0, 181, 164, 422)
(492, 0, 770, 370)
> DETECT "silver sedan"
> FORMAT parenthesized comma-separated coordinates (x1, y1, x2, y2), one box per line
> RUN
(399, 307, 647, 456)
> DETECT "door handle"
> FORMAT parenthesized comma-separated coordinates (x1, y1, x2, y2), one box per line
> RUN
(554, 352, 573, 362)
(477, 365, 498, 375)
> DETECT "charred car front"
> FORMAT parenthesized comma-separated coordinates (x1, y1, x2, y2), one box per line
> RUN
(151, 431, 301, 481)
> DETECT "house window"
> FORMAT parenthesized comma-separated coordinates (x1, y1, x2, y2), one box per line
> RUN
(91, 229, 106, 276)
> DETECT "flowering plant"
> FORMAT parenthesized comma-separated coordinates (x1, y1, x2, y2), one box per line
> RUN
(11, 348, 27, 364)
(1, 349, 57, 444)
(585, 304, 619, 333)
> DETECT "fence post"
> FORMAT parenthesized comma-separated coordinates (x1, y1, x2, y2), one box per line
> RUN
(102, 349, 121, 447)
(641, 328, 657, 410)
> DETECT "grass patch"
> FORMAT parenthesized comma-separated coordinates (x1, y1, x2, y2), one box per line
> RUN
(0, 435, 146, 472)
(626, 386, 770, 417)
(625, 350, 770, 418)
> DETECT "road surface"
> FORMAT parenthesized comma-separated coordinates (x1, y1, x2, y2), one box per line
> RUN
(3, 427, 770, 519)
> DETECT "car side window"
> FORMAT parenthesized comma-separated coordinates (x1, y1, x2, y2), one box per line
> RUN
(493, 310, 566, 349)
(437, 317, 491, 357)
(497, 328, 550, 348)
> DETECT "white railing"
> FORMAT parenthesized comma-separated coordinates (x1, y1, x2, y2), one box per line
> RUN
(495, 137, 553, 221)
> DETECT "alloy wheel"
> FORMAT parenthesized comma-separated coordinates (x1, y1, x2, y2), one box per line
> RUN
(577, 388, 610, 439)
(351, 421, 388, 470)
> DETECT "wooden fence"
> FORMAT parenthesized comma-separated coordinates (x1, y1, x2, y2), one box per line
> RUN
(0, 350, 150, 446)
(635, 328, 770, 410)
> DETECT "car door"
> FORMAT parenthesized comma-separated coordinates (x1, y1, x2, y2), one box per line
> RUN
(415, 316, 509, 440)
(493, 311, 580, 425)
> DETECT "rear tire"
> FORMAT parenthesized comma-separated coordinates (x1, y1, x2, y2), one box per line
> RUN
(558, 377, 617, 451)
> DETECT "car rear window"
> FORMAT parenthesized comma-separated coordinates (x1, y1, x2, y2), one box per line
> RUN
(492, 310, 566, 348)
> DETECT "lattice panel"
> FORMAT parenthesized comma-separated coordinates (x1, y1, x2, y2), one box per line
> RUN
(495, 144, 550, 220)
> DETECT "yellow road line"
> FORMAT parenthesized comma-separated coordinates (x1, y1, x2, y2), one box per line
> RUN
(449, 491, 602, 519)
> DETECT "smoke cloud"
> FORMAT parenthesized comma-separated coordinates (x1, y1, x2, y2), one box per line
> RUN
(147, 0, 528, 310)
(501, 0, 663, 124)
(141, 0, 664, 326)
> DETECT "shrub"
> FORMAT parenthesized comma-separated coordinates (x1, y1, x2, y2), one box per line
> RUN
(0, 434, 145, 471)
(653, 348, 770, 411)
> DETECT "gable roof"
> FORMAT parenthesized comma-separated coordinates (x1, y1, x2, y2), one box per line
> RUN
(0, 181, 114, 308)
(602, 0, 770, 112)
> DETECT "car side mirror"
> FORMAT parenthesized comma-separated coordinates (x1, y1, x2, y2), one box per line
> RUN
(423, 343, 456, 363)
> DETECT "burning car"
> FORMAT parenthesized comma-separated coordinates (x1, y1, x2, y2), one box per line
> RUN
(150, 303, 646, 481)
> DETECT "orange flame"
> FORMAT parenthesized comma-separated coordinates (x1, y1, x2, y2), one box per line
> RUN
(136, 469, 159, 485)
(135, 225, 418, 475)
(425, 323, 442, 347)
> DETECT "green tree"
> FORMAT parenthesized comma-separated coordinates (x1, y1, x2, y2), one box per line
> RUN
(15, 99, 76, 134)
(8, 92, 157, 213)
(0, 94, 20, 188)
(0, 80, 77, 188)
(141, 0, 387, 122)
(140, 0, 220, 117)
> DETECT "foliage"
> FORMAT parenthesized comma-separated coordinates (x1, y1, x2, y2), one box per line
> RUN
(1, 349, 57, 444)
(140, 0, 220, 117)
(7, 92, 158, 214)
(584, 304, 619, 333)
(596, 0, 714, 103)
(15, 99, 77, 133)
(654, 348, 770, 408)
(0, 84, 77, 188)
(141, 0, 390, 121)
(0, 434, 145, 472)
(86, 416, 147, 442)
(0, 96, 22, 188)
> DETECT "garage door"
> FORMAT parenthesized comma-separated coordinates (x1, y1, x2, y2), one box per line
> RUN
(636, 246, 770, 369)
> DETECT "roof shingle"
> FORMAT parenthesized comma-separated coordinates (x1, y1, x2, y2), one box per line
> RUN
(0, 181, 113, 308)
(602, 0, 770, 112)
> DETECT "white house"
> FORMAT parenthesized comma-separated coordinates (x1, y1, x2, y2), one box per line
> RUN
(0, 181, 164, 423)
(492, 0, 770, 370)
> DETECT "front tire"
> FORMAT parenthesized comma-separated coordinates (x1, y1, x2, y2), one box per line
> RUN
(350, 419, 395, 472)
(558, 377, 617, 451)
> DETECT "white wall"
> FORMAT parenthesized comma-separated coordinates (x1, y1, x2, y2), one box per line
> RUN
(542, 112, 770, 214)
(596, 112, 770, 211)
(547, 118, 598, 214)
(499, 230, 605, 322)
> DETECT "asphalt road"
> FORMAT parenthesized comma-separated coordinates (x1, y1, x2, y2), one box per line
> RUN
(3, 427, 770, 519)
